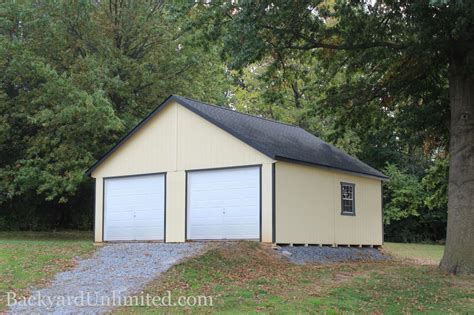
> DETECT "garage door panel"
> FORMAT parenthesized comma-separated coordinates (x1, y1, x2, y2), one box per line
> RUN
(106, 219, 135, 228)
(131, 204, 164, 211)
(104, 174, 165, 241)
(219, 190, 257, 201)
(224, 215, 259, 223)
(225, 206, 258, 217)
(105, 227, 135, 241)
(223, 198, 258, 207)
(188, 206, 223, 240)
(106, 194, 164, 208)
(193, 200, 224, 208)
(193, 183, 256, 191)
(190, 225, 224, 240)
(134, 210, 163, 217)
(106, 216, 134, 225)
(190, 214, 222, 223)
(187, 166, 260, 240)
(134, 218, 164, 227)
(224, 224, 259, 239)
(192, 193, 258, 205)
(134, 227, 164, 241)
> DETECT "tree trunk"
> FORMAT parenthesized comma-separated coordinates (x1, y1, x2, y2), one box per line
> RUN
(439, 59, 474, 275)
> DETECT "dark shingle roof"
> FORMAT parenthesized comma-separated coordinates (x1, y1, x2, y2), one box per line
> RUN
(86, 95, 387, 179)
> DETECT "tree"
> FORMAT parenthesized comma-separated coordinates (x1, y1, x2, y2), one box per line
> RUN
(202, 0, 473, 274)
(383, 160, 448, 243)
(0, 1, 231, 230)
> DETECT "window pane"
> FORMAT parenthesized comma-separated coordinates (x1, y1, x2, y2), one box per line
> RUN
(342, 185, 353, 200)
(343, 200, 353, 213)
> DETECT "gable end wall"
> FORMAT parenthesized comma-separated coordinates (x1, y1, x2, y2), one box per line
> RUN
(91, 101, 274, 242)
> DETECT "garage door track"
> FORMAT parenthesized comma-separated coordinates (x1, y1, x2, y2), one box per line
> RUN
(9, 243, 205, 314)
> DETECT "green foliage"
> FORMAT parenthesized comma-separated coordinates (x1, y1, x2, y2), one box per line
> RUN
(0, 0, 457, 243)
(0, 1, 231, 230)
(194, 0, 466, 242)
(423, 158, 449, 212)
(383, 160, 448, 242)
(383, 164, 424, 224)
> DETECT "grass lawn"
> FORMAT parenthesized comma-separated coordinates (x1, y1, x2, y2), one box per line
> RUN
(116, 242, 474, 314)
(0, 231, 95, 311)
(384, 242, 445, 263)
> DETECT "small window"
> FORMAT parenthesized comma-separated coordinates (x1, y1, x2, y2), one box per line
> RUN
(341, 183, 355, 215)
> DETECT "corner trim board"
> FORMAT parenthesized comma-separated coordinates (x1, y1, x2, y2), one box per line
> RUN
(102, 178, 105, 242)
(259, 165, 262, 242)
(381, 180, 384, 245)
(92, 178, 96, 242)
(185, 171, 188, 241)
(164, 172, 167, 243)
(272, 163, 276, 244)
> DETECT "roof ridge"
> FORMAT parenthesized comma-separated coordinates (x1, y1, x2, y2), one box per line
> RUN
(173, 95, 301, 129)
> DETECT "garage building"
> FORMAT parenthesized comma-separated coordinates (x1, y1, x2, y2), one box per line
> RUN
(87, 95, 388, 246)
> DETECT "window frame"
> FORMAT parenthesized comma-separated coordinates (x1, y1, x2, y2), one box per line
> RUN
(340, 182, 356, 216)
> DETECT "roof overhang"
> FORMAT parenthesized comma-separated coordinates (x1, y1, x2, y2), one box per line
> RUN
(274, 156, 389, 181)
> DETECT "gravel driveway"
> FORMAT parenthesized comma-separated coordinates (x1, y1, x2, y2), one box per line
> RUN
(9, 243, 205, 315)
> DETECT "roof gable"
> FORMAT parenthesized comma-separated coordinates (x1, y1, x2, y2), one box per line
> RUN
(86, 95, 387, 179)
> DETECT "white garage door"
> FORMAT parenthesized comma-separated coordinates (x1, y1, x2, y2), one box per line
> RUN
(187, 166, 260, 240)
(104, 174, 165, 241)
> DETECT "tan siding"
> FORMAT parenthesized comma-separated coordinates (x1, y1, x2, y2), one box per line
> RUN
(261, 163, 273, 242)
(166, 171, 186, 242)
(275, 161, 382, 246)
(176, 105, 272, 170)
(91, 101, 274, 242)
(333, 173, 383, 245)
(92, 104, 177, 178)
(275, 162, 334, 244)
(94, 177, 103, 242)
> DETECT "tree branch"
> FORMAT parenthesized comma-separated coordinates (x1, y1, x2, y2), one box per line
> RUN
(260, 24, 404, 51)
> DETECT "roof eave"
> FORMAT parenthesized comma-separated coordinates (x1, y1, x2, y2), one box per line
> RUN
(274, 155, 389, 181)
